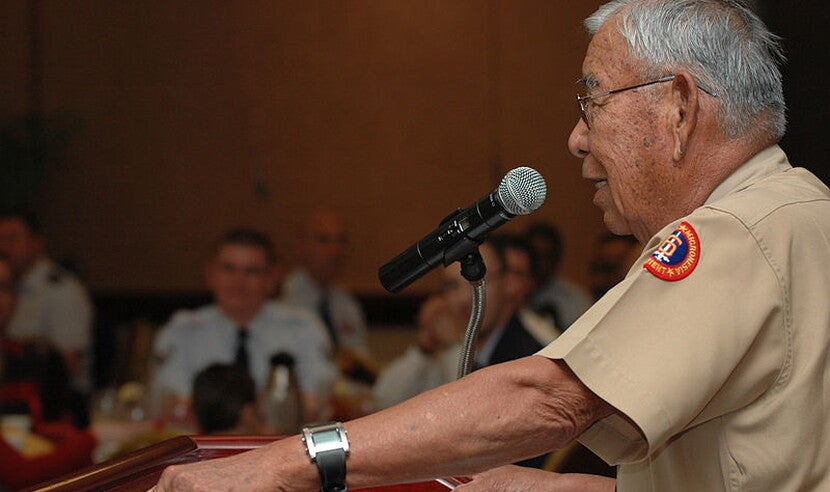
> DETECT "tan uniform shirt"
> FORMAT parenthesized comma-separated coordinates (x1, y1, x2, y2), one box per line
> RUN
(539, 146, 830, 491)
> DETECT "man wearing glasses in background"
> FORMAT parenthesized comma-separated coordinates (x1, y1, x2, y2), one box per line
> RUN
(154, 1, 830, 490)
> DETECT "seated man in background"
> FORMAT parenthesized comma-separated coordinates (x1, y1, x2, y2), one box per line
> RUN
(373, 240, 557, 468)
(0, 255, 96, 490)
(192, 364, 262, 435)
(150, 228, 337, 424)
(0, 209, 94, 427)
(280, 208, 376, 384)
(488, 233, 560, 343)
(525, 221, 593, 329)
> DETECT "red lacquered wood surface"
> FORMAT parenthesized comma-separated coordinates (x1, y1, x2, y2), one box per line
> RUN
(22, 435, 464, 491)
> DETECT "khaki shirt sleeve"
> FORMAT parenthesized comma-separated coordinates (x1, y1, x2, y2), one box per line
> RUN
(538, 209, 786, 464)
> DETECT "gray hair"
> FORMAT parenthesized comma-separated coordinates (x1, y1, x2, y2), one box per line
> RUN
(586, 0, 786, 140)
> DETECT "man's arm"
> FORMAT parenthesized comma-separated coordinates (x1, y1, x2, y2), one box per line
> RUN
(154, 355, 615, 491)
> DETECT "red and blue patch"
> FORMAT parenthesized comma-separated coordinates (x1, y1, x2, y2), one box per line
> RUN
(644, 221, 700, 281)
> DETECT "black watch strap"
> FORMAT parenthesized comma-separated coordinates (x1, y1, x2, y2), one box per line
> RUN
(316, 448, 347, 492)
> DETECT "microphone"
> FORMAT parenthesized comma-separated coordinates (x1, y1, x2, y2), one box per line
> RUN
(378, 166, 547, 293)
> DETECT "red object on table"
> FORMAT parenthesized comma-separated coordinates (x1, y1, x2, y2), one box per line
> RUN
(1, 381, 44, 425)
(21, 435, 467, 491)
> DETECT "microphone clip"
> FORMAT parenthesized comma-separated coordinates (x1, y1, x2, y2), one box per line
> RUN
(459, 250, 486, 283)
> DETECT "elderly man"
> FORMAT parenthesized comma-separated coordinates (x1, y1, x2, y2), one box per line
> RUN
(154, 1, 830, 491)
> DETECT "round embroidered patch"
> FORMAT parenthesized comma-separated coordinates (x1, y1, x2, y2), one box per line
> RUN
(644, 221, 701, 281)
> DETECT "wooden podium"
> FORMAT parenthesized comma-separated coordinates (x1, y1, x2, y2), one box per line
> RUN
(22, 435, 465, 491)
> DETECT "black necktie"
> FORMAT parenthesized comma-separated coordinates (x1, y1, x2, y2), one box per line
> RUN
(319, 293, 340, 349)
(235, 328, 250, 373)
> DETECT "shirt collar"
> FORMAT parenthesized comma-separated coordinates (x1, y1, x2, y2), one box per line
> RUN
(704, 144, 791, 206)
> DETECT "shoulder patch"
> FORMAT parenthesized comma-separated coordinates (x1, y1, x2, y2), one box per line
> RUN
(644, 221, 701, 281)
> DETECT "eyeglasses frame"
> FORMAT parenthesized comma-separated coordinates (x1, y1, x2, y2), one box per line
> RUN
(577, 74, 718, 129)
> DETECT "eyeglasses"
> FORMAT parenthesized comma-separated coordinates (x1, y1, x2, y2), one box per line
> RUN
(577, 74, 717, 129)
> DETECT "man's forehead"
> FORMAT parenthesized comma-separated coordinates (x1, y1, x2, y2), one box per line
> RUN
(215, 244, 270, 264)
(581, 22, 633, 86)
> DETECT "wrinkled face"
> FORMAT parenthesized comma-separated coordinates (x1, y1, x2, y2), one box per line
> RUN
(568, 22, 677, 242)
(0, 259, 17, 332)
(207, 244, 278, 321)
(303, 211, 349, 285)
(0, 218, 41, 276)
(442, 243, 506, 335)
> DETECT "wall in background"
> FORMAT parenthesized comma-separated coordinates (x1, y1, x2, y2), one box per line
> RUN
(2, 1, 824, 298)
(0, 1, 606, 296)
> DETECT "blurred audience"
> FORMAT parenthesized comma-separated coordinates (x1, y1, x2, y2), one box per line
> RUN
(489, 233, 561, 342)
(374, 237, 613, 476)
(149, 227, 337, 425)
(373, 240, 556, 468)
(1, 255, 96, 489)
(281, 208, 377, 385)
(375, 241, 553, 405)
(192, 364, 262, 435)
(0, 209, 94, 427)
(589, 233, 642, 300)
(373, 293, 460, 407)
(525, 221, 593, 329)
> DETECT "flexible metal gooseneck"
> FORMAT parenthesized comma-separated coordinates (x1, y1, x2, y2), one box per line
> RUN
(457, 278, 486, 378)
(456, 250, 487, 379)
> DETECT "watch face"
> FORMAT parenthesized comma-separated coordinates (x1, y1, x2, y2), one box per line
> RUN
(312, 429, 342, 447)
(305, 423, 350, 458)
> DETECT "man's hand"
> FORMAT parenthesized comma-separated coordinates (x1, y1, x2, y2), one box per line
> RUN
(455, 465, 615, 492)
(150, 441, 314, 492)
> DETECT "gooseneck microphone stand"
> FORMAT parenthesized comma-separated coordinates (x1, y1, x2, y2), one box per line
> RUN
(456, 250, 487, 379)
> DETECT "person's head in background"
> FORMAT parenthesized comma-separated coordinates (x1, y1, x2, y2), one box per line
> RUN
(441, 241, 511, 342)
(589, 233, 642, 300)
(524, 221, 563, 285)
(488, 233, 538, 312)
(296, 208, 350, 288)
(0, 210, 44, 279)
(206, 227, 281, 327)
(192, 363, 261, 435)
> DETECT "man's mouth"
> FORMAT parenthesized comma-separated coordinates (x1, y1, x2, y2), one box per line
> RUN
(594, 179, 608, 189)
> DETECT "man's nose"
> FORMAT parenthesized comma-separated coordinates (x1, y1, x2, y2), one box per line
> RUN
(567, 118, 589, 158)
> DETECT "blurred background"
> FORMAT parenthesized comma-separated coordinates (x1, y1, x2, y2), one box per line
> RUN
(0, 0, 827, 377)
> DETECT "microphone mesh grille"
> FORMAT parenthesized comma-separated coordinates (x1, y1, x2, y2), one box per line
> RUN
(497, 167, 547, 215)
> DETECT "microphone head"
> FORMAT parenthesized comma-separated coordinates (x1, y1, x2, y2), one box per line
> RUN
(497, 167, 547, 215)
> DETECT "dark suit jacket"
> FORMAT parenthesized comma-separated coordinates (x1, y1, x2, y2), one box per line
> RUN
(476, 314, 616, 478)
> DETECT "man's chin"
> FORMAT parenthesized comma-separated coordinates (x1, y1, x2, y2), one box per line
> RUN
(602, 213, 632, 237)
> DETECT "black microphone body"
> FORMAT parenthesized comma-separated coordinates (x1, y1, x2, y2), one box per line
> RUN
(379, 192, 511, 293)
(379, 166, 547, 293)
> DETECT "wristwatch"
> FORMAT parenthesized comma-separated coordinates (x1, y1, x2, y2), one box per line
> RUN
(302, 422, 350, 492)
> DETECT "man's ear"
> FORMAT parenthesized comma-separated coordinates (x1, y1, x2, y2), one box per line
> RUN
(669, 71, 700, 162)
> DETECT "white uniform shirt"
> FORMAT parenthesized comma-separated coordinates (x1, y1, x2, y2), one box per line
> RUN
(151, 300, 337, 398)
(281, 267, 369, 354)
(530, 275, 593, 328)
(8, 257, 94, 391)
(539, 146, 830, 491)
